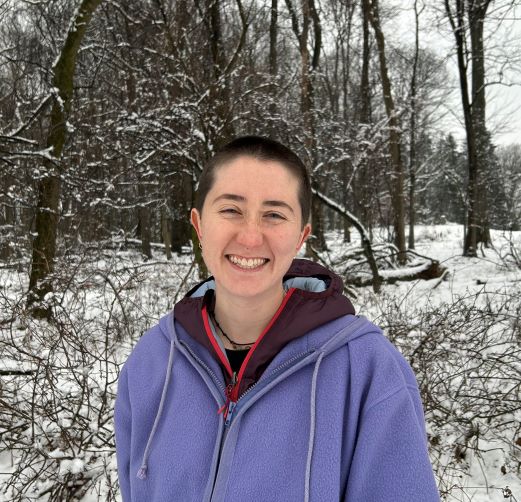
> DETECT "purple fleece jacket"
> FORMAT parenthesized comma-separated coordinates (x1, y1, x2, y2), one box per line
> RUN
(115, 310, 440, 501)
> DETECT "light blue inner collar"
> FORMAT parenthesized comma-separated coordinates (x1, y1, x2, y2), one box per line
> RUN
(190, 276, 327, 298)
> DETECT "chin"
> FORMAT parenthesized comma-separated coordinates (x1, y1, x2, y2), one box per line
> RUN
(219, 277, 277, 299)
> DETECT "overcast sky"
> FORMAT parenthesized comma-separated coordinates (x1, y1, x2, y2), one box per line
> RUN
(382, 0, 521, 147)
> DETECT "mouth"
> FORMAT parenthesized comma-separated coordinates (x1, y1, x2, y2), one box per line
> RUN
(226, 254, 270, 270)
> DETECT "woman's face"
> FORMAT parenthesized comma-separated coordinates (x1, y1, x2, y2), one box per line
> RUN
(191, 155, 311, 304)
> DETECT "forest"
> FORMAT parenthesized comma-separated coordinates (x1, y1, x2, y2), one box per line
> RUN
(1, 0, 521, 500)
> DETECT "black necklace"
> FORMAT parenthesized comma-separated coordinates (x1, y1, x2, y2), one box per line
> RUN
(211, 312, 254, 350)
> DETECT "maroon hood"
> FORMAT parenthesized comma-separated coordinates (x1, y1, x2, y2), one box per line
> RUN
(174, 259, 355, 397)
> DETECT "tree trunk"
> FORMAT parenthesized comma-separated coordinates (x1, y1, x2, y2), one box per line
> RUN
(367, 0, 407, 264)
(193, 226, 208, 280)
(207, 0, 248, 142)
(155, 0, 193, 256)
(286, 0, 326, 253)
(28, 0, 103, 317)
(138, 184, 152, 260)
(359, 0, 371, 128)
(469, 0, 491, 248)
(408, 0, 421, 250)
(355, 0, 373, 233)
(408, 156, 417, 249)
(267, 0, 279, 133)
(446, 0, 477, 256)
(0, 180, 15, 260)
(171, 172, 192, 252)
(269, 0, 278, 78)
(338, 0, 355, 243)
(161, 205, 172, 260)
(209, 0, 232, 140)
(301, 0, 326, 253)
(445, 0, 492, 256)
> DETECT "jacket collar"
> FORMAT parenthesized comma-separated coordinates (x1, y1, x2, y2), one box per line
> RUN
(173, 259, 355, 398)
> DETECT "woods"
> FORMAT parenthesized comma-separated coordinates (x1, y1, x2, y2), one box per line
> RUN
(1, 0, 521, 500)
(0, 0, 519, 291)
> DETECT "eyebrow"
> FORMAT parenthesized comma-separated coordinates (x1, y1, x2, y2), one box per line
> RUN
(212, 193, 295, 213)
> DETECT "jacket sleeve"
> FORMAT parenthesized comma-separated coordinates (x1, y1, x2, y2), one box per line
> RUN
(344, 384, 440, 502)
(114, 364, 132, 502)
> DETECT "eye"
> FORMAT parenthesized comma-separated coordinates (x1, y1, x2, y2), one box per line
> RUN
(219, 208, 241, 215)
(265, 212, 286, 220)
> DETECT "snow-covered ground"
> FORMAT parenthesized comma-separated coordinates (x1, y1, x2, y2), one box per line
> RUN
(336, 225, 521, 502)
(1, 224, 520, 501)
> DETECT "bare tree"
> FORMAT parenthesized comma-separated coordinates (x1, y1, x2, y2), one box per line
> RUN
(27, 0, 104, 317)
(407, 0, 422, 249)
(444, 0, 493, 256)
(285, 0, 327, 253)
(365, 0, 407, 264)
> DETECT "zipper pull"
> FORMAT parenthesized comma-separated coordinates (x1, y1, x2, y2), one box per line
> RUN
(226, 372, 238, 395)
(217, 373, 237, 417)
(219, 372, 238, 426)
(224, 400, 237, 427)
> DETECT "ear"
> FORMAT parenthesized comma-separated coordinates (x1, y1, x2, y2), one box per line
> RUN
(191, 208, 203, 241)
(296, 223, 312, 252)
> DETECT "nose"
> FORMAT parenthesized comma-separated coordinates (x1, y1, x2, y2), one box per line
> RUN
(236, 218, 263, 249)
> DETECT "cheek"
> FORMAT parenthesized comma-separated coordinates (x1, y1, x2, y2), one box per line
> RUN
(201, 223, 231, 258)
(270, 229, 302, 255)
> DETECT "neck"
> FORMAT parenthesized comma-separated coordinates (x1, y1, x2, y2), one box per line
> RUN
(213, 287, 286, 348)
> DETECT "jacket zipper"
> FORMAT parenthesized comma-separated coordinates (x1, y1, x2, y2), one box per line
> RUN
(179, 325, 325, 501)
(222, 372, 238, 425)
(178, 340, 227, 395)
(178, 336, 317, 502)
(179, 339, 313, 426)
(184, 314, 366, 501)
(210, 349, 316, 502)
(223, 349, 315, 426)
(202, 288, 298, 424)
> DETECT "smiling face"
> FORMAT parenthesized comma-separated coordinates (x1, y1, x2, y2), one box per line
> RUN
(191, 155, 311, 305)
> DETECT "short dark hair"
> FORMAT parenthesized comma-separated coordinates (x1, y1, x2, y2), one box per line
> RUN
(195, 136, 311, 228)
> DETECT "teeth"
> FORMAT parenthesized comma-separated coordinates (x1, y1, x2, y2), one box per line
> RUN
(228, 255, 267, 269)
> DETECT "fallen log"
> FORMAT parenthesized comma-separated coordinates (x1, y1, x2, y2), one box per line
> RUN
(345, 253, 446, 287)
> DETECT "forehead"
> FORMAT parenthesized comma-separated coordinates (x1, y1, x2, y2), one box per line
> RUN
(210, 156, 300, 201)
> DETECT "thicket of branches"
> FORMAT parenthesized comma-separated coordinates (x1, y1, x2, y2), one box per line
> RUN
(0, 249, 191, 500)
(1, 246, 520, 499)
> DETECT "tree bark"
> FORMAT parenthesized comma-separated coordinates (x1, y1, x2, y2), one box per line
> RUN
(161, 205, 172, 260)
(359, 0, 371, 126)
(445, 0, 492, 256)
(268, 0, 279, 134)
(469, 0, 491, 248)
(138, 186, 152, 260)
(207, 0, 248, 142)
(354, 0, 373, 235)
(28, 0, 103, 317)
(269, 0, 278, 78)
(336, 0, 355, 243)
(286, 0, 327, 253)
(155, 0, 193, 254)
(367, 0, 407, 264)
(408, 0, 421, 250)
(171, 172, 193, 252)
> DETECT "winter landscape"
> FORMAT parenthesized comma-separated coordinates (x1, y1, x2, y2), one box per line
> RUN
(1, 226, 521, 501)
(1, 0, 521, 500)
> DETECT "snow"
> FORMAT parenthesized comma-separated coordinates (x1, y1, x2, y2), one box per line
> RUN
(1, 224, 520, 501)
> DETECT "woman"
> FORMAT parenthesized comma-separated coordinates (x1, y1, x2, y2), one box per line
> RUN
(115, 136, 440, 501)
